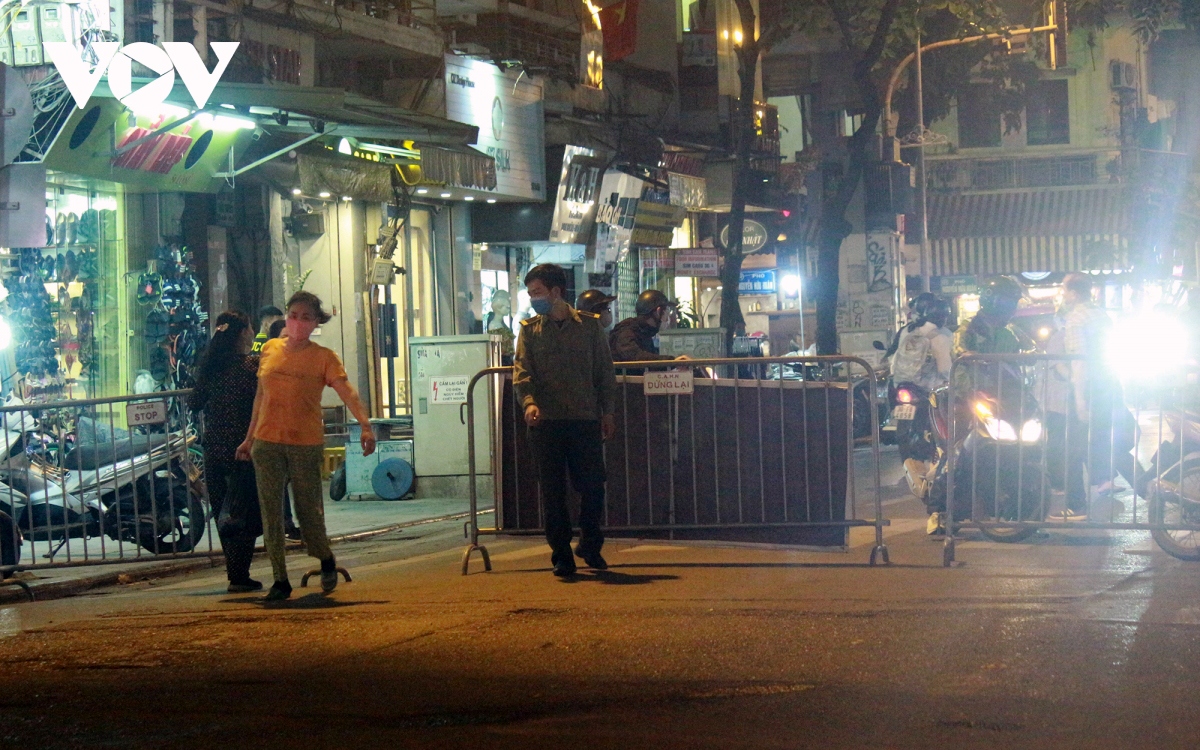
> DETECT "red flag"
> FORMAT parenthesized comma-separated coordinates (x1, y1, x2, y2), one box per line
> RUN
(600, 0, 639, 63)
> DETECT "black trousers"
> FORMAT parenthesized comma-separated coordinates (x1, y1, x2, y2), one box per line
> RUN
(530, 420, 606, 561)
(206, 456, 258, 582)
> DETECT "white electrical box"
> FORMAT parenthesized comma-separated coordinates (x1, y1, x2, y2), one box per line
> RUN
(0, 28, 12, 67)
(11, 10, 42, 67)
(409, 335, 500, 477)
(39, 5, 70, 45)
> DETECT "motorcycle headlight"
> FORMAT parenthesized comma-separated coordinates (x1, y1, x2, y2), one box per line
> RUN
(982, 417, 1018, 442)
(1020, 419, 1042, 444)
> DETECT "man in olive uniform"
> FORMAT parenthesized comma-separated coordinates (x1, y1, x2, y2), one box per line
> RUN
(514, 264, 617, 577)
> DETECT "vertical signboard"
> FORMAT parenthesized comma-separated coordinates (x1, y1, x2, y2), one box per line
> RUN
(593, 170, 643, 264)
(444, 55, 546, 201)
(549, 145, 606, 244)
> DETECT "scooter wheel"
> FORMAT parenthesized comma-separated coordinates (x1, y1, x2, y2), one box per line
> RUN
(1150, 466, 1200, 561)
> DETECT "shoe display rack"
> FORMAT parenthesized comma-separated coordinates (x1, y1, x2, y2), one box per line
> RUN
(0, 183, 125, 402)
(138, 243, 207, 392)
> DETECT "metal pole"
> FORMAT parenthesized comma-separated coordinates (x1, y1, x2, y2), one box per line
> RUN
(915, 27, 931, 294)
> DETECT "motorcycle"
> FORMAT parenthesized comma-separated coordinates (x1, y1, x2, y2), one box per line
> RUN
(892, 383, 942, 501)
(929, 364, 1048, 543)
(0, 414, 205, 562)
(1139, 409, 1200, 561)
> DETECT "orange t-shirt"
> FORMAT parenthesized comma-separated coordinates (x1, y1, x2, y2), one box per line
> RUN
(254, 338, 348, 446)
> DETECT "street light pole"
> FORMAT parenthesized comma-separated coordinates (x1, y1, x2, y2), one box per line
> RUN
(914, 27, 930, 294)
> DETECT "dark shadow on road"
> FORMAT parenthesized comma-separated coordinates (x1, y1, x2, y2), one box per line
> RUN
(216, 594, 392, 609)
(585, 570, 678, 585)
(608, 562, 929, 570)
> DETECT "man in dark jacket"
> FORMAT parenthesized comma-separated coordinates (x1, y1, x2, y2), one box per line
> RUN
(514, 264, 617, 577)
(609, 290, 689, 374)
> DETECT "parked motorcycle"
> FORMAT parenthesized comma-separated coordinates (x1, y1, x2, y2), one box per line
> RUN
(0, 415, 205, 559)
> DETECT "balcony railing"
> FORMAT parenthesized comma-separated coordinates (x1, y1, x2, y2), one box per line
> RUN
(928, 154, 1102, 191)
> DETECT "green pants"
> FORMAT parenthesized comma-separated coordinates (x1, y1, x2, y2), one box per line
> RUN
(251, 440, 331, 583)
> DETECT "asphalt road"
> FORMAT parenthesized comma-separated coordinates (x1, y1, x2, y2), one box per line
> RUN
(2, 479, 1200, 748)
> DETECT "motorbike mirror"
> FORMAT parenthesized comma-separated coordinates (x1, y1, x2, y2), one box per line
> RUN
(872, 340, 886, 351)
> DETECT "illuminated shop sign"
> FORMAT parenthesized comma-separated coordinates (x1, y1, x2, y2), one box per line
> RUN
(444, 55, 545, 201)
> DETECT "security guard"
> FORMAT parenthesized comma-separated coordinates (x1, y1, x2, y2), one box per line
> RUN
(609, 289, 688, 374)
(514, 264, 617, 577)
(576, 289, 616, 329)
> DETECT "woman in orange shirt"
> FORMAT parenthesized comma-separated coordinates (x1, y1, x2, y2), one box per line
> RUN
(236, 291, 376, 601)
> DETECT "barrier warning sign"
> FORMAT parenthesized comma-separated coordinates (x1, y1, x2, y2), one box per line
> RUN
(643, 370, 694, 395)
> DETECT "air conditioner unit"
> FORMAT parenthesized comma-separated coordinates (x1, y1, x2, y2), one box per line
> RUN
(1110, 61, 1136, 90)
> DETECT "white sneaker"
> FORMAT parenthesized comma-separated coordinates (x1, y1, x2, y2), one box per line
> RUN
(926, 512, 945, 535)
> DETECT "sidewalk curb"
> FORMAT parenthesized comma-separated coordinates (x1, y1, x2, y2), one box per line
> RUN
(0, 508, 495, 605)
(0, 557, 222, 605)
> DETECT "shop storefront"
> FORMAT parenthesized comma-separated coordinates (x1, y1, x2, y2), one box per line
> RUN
(9, 95, 251, 402)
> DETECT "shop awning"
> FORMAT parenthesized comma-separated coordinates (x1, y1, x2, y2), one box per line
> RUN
(926, 186, 1130, 275)
(93, 80, 483, 146)
(44, 80, 496, 193)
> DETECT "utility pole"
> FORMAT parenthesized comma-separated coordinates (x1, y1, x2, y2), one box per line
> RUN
(914, 26, 930, 294)
(882, 20, 1060, 294)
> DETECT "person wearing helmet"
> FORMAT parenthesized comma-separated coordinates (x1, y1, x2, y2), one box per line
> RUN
(609, 289, 690, 374)
(953, 276, 1033, 361)
(576, 289, 616, 330)
(891, 295, 953, 393)
(890, 296, 953, 532)
(885, 291, 939, 359)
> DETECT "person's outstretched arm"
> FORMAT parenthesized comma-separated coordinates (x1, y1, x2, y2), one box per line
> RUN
(331, 378, 376, 456)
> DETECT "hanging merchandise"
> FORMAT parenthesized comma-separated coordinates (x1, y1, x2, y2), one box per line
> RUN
(136, 268, 163, 305)
(146, 243, 207, 389)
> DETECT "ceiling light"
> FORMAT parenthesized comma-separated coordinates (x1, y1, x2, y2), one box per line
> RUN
(464, 196, 475, 201)
(486, 199, 497, 204)
(416, 188, 428, 195)
(440, 192, 452, 198)
(319, 191, 331, 198)
(291, 188, 302, 196)
(342, 196, 352, 201)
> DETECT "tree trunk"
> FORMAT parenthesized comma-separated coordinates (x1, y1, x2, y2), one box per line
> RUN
(814, 219, 848, 355)
(812, 0, 903, 355)
(721, 0, 759, 352)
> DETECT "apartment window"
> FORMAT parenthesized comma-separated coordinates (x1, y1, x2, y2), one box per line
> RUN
(1026, 79, 1070, 146)
(957, 84, 1001, 148)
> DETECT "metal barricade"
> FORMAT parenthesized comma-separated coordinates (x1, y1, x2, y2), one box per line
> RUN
(462, 355, 890, 574)
(942, 353, 1200, 566)
(0, 390, 210, 571)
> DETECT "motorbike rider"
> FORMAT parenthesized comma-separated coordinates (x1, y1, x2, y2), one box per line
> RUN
(609, 290, 690, 375)
(576, 289, 617, 330)
(885, 291, 938, 359)
(890, 296, 952, 500)
(925, 277, 1033, 534)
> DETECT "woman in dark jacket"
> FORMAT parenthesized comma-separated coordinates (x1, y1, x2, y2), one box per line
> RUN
(189, 311, 261, 592)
